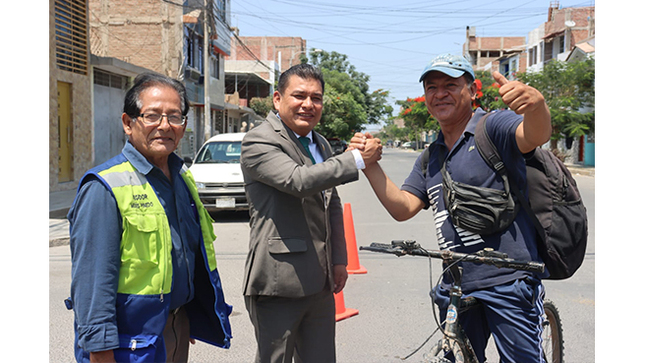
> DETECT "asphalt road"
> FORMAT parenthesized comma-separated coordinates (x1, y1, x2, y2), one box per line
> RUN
(48, 147, 595, 362)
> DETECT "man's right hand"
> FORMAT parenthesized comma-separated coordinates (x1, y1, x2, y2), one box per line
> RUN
(354, 132, 382, 166)
(90, 350, 115, 363)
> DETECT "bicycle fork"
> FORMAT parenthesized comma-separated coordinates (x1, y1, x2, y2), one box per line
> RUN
(444, 264, 463, 339)
(438, 264, 479, 363)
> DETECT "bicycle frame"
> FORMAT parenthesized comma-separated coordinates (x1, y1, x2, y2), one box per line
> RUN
(360, 241, 547, 363)
(436, 263, 479, 362)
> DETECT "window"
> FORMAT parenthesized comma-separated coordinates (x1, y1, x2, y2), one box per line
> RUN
(54, 0, 88, 75)
(528, 47, 536, 66)
(210, 53, 220, 79)
(215, 0, 226, 20)
(558, 35, 565, 54)
(195, 141, 242, 163)
(184, 26, 203, 72)
(184, 27, 193, 68)
(532, 46, 539, 65)
(94, 69, 128, 90)
(197, 39, 203, 72)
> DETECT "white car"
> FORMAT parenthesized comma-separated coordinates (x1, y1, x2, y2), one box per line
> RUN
(188, 133, 248, 212)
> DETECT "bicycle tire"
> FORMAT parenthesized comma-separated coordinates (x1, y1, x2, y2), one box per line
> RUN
(542, 299, 564, 363)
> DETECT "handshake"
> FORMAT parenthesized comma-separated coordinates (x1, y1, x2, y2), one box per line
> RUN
(347, 132, 382, 167)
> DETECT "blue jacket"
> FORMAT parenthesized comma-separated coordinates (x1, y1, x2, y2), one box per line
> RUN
(68, 147, 232, 362)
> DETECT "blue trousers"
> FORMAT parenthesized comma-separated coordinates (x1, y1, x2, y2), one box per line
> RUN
(433, 277, 546, 363)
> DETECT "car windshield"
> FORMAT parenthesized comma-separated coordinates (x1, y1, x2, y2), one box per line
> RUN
(195, 141, 242, 164)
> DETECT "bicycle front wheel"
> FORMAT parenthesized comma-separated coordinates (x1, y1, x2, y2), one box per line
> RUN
(541, 299, 564, 363)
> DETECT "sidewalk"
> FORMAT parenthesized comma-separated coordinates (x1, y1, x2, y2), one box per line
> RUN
(49, 189, 76, 247)
(48, 164, 594, 247)
(565, 163, 595, 177)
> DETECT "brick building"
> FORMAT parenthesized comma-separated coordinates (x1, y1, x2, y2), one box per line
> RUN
(527, 3, 595, 72)
(88, 0, 233, 158)
(464, 26, 527, 78)
(225, 35, 308, 100)
(223, 35, 310, 126)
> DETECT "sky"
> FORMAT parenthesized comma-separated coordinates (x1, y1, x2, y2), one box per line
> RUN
(230, 0, 596, 125)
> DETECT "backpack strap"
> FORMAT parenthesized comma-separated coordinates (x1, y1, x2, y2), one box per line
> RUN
(421, 141, 442, 178)
(474, 114, 547, 242)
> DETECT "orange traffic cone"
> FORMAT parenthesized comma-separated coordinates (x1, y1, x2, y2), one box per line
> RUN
(343, 203, 367, 274)
(334, 290, 358, 322)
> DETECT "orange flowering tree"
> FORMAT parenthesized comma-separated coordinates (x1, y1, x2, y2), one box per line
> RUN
(473, 71, 507, 112)
(397, 95, 439, 131)
(393, 96, 439, 146)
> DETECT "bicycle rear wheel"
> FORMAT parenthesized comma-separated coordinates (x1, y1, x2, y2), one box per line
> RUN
(541, 299, 564, 363)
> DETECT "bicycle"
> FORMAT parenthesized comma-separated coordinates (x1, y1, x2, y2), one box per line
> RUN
(360, 240, 564, 363)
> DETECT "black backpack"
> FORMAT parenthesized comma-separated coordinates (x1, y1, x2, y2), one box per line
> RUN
(421, 113, 588, 280)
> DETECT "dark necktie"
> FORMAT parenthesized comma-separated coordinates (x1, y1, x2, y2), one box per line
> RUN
(298, 136, 316, 164)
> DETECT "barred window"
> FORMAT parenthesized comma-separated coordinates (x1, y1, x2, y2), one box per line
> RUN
(54, 0, 88, 75)
(94, 69, 128, 90)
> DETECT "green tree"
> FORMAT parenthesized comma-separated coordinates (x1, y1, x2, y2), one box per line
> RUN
(394, 96, 438, 146)
(517, 57, 595, 143)
(377, 117, 408, 144)
(249, 96, 274, 118)
(307, 50, 393, 140)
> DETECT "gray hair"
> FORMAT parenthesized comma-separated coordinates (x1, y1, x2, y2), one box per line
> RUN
(123, 72, 189, 118)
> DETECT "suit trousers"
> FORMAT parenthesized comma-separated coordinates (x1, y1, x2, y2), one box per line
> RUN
(245, 289, 336, 363)
(163, 306, 191, 363)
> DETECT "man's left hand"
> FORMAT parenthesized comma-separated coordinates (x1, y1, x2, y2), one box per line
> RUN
(332, 264, 348, 293)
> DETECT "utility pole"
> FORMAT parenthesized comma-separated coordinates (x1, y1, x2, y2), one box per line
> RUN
(203, 0, 211, 140)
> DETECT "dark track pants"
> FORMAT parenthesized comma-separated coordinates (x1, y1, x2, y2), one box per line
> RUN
(433, 277, 546, 363)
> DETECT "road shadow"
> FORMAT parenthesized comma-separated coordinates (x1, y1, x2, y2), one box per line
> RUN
(208, 210, 250, 223)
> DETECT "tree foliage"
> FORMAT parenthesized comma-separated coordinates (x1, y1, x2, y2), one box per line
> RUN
(387, 58, 595, 146)
(308, 50, 393, 140)
(473, 71, 507, 112)
(249, 96, 274, 118)
(517, 57, 595, 140)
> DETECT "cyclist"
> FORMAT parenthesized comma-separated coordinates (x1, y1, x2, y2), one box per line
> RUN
(350, 53, 552, 362)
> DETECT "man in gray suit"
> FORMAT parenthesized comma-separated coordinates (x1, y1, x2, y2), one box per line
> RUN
(240, 63, 382, 362)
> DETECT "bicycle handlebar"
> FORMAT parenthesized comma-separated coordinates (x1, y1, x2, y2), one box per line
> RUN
(360, 240, 544, 273)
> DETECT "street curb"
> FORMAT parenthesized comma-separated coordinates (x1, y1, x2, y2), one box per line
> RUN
(50, 237, 70, 247)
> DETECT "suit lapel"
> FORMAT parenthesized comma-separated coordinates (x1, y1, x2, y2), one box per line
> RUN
(267, 111, 312, 165)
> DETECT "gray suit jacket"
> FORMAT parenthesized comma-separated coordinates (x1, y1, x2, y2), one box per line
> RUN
(240, 112, 359, 298)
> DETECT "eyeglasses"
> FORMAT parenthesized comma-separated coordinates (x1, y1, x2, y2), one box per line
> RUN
(136, 112, 187, 126)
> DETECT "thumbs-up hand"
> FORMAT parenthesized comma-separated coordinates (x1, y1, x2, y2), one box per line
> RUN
(492, 71, 545, 115)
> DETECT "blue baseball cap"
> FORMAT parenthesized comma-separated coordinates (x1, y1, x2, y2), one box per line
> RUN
(419, 53, 475, 82)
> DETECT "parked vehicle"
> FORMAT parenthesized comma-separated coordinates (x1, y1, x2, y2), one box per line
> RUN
(188, 133, 248, 212)
(326, 137, 346, 155)
(401, 141, 413, 149)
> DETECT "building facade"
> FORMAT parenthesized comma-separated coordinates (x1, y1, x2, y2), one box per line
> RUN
(50, 0, 93, 192)
(465, 26, 526, 78)
(224, 35, 309, 127)
(88, 0, 232, 159)
(527, 4, 595, 72)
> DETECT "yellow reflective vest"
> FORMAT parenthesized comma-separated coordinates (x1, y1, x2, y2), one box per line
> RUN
(74, 153, 231, 362)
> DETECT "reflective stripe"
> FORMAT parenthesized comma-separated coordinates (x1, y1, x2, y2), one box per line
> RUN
(100, 169, 148, 189)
